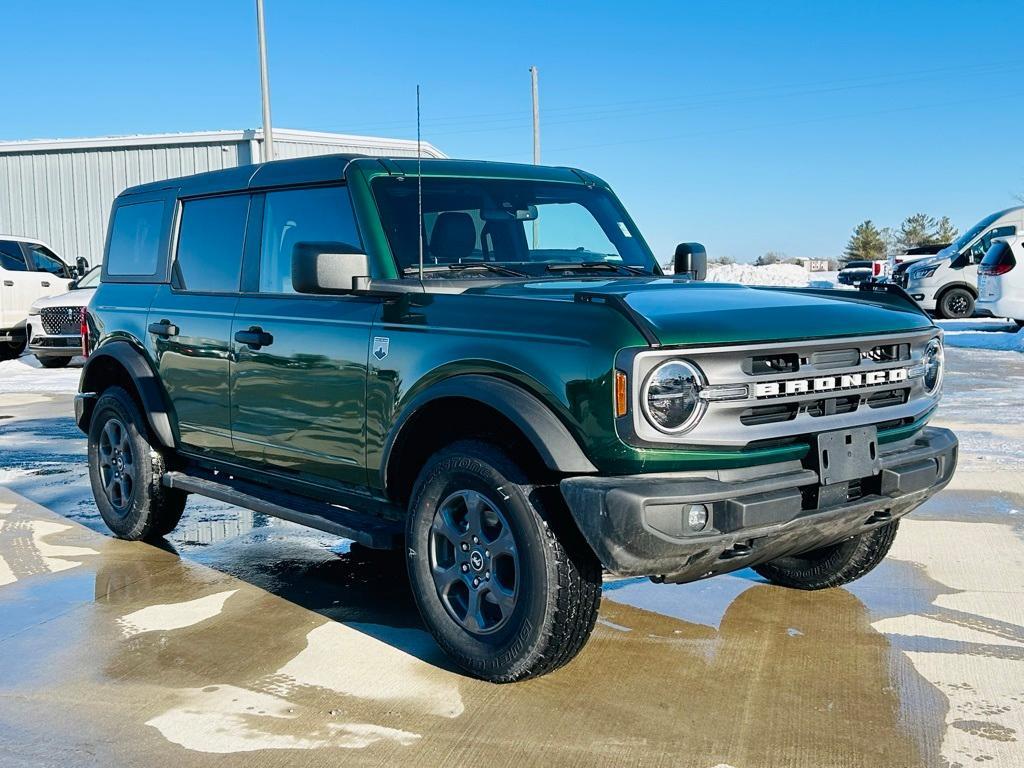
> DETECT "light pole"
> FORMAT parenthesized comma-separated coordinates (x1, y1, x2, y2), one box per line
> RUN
(256, 0, 275, 161)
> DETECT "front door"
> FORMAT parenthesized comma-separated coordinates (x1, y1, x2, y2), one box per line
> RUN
(0, 240, 33, 330)
(22, 242, 72, 303)
(230, 184, 376, 487)
(148, 192, 250, 454)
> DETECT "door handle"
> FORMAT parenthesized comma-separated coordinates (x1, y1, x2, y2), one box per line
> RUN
(148, 320, 179, 338)
(234, 327, 273, 350)
(2, 280, 12, 287)
(41, 281, 50, 287)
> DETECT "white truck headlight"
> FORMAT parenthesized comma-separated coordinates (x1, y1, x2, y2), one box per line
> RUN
(641, 360, 705, 434)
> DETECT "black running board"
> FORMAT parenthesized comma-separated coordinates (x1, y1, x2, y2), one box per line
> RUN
(162, 471, 402, 549)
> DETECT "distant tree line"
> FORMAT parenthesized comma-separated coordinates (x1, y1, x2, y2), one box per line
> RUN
(842, 214, 958, 263)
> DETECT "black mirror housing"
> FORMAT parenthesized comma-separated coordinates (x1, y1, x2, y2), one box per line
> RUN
(674, 243, 707, 281)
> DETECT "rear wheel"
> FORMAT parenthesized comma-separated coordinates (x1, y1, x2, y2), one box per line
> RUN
(406, 440, 602, 682)
(38, 356, 71, 369)
(752, 521, 900, 590)
(937, 287, 975, 319)
(87, 386, 186, 541)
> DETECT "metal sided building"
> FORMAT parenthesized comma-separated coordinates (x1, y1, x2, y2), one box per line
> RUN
(0, 129, 445, 264)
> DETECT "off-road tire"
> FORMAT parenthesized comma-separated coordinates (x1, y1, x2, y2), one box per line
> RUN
(406, 440, 602, 683)
(87, 386, 186, 541)
(752, 520, 900, 590)
(937, 287, 974, 319)
(38, 356, 71, 369)
(0, 340, 24, 361)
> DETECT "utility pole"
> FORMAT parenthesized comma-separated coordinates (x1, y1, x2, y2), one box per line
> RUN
(530, 65, 540, 248)
(256, 0, 275, 161)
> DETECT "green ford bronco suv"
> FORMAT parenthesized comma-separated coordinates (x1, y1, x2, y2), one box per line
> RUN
(77, 154, 957, 682)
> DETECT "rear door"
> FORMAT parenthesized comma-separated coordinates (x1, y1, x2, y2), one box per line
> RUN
(148, 193, 250, 454)
(0, 240, 32, 329)
(230, 184, 377, 486)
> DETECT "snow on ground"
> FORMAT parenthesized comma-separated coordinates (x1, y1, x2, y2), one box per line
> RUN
(705, 262, 827, 287)
(0, 355, 82, 395)
(938, 318, 1024, 352)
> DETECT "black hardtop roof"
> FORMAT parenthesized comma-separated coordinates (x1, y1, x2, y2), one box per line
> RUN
(117, 154, 601, 200)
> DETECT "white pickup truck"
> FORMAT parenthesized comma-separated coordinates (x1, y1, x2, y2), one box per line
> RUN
(0, 236, 85, 360)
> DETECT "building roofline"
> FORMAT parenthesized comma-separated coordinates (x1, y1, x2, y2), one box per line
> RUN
(0, 128, 444, 157)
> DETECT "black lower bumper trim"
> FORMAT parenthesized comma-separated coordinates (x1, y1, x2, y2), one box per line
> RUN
(560, 426, 957, 581)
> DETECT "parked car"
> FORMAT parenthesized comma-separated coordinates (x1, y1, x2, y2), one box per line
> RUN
(901, 206, 1024, 318)
(76, 154, 957, 682)
(837, 260, 875, 285)
(0, 235, 86, 360)
(26, 266, 100, 367)
(977, 236, 1024, 325)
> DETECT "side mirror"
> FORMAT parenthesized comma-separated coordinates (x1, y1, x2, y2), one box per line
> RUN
(292, 242, 369, 294)
(673, 242, 707, 280)
(76, 256, 89, 277)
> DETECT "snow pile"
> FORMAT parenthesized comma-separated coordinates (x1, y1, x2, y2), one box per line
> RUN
(938, 319, 1024, 353)
(0, 355, 82, 395)
(703, 262, 841, 288)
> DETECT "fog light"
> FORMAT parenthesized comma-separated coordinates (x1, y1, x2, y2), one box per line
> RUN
(687, 504, 709, 532)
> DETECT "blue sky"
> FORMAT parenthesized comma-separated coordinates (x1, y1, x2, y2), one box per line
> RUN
(4, 0, 1023, 262)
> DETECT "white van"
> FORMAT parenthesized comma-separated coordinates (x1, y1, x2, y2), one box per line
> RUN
(901, 206, 1024, 318)
(977, 235, 1024, 325)
(0, 236, 81, 360)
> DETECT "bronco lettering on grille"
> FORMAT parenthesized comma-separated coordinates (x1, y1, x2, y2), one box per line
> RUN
(753, 367, 909, 398)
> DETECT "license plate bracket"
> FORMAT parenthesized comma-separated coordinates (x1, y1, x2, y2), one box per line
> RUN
(816, 426, 881, 485)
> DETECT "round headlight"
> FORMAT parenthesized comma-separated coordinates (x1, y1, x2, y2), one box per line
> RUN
(922, 338, 944, 394)
(641, 360, 705, 434)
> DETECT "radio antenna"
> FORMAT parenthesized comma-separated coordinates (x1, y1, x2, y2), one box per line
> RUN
(417, 84, 424, 282)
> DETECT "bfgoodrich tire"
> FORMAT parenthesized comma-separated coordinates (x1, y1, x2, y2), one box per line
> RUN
(406, 440, 602, 682)
(752, 520, 900, 590)
(87, 386, 186, 541)
(938, 287, 975, 319)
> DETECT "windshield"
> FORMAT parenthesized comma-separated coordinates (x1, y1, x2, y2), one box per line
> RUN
(941, 211, 1006, 257)
(372, 177, 658, 277)
(74, 266, 101, 289)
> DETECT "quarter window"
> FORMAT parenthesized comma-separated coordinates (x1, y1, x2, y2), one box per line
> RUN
(0, 241, 27, 272)
(259, 186, 361, 293)
(107, 201, 165, 276)
(174, 194, 250, 293)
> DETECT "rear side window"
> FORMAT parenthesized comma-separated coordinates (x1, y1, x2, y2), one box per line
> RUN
(107, 201, 165, 276)
(259, 186, 361, 293)
(174, 194, 250, 293)
(0, 241, 27, 271)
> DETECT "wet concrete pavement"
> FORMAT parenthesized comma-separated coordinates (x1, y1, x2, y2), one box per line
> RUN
(1, 347, 1022, 768)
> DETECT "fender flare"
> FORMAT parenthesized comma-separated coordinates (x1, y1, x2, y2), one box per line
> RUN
(79, 341, 176, 448)
(382, 374, 598, 484)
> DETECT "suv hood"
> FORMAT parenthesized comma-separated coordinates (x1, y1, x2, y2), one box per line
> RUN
(472, 278, 932, 346)
(29, 286, 96, 314)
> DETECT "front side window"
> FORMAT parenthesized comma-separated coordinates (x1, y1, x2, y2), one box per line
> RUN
(107, 201, 165, 276)
(24, 243, 67, 276)
(174, 194, 250, 293)
(259, 185, 362, 293)
(372, 177, 656, 277)
(0, 241, 27, 272)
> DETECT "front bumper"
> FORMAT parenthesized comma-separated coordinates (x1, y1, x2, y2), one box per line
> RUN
(29, 334, 81, 357)
(560, 427, 957, 582)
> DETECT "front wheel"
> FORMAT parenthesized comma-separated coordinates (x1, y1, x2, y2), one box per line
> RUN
(752, 521, 900, 590)
(406, 440, 602, 682)
(87, 386, 187, 541)
(0, 339, 24, 361)
(938, 287, 975, 319)
(37, 356, 71, 369)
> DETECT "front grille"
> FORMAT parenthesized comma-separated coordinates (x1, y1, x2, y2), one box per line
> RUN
(39, 306, 80, 336)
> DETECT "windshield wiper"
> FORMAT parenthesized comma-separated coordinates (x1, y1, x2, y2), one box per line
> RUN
(402, 262, 527, 277)
(545, 261, 650, 276)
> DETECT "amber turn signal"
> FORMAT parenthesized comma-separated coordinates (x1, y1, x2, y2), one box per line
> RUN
(614, 370, 628, 417)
